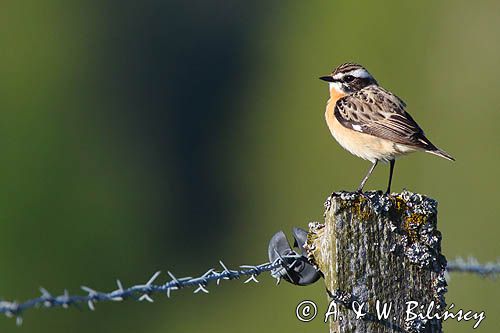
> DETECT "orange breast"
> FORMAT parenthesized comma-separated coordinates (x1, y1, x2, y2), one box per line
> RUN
(329, 87, 346, 105)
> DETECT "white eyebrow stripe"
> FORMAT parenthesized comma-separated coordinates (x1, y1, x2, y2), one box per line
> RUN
(331, 68, 372, 80)
(332, 73, 343, 80)
(345, 68, 372, 78)
(332, 68, 373, 80)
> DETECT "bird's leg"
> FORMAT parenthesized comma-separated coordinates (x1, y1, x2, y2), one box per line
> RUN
(356, 160, 378, 193)
(386, 160, 395, 195)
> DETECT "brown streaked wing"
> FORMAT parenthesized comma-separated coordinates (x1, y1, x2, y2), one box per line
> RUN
(333, 86, 435, 149)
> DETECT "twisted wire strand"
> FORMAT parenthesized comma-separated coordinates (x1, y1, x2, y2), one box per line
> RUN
(447, 257, 500, 277)
(0, 255, 497, 325)
(0, 256, 297, 326)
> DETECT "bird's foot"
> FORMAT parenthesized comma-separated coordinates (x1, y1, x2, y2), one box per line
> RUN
(355, 188, 368, 198)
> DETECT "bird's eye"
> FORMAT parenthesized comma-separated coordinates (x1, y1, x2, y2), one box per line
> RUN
(343, 75, 355, 82)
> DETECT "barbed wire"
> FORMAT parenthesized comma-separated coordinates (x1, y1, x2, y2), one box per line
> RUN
(447, 257, 500, 277)
(0, 255, 497, 326)
(0, 255, 301, 326)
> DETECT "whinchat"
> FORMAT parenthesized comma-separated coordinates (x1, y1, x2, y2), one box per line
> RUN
(320, 63, 454, 193)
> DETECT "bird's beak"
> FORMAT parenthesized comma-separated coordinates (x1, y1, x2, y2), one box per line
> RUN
(319, 75, 335, 82)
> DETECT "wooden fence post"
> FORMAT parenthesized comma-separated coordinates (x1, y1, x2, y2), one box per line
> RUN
(305, 190, 447, 333)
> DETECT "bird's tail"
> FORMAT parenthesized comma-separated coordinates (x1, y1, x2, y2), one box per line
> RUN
(426, 147, 455, 161)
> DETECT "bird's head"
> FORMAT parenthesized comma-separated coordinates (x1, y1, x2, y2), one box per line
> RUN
(320, 63, 378, 94)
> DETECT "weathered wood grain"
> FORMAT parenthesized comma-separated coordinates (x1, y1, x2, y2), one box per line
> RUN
(305, 190, 447, 333)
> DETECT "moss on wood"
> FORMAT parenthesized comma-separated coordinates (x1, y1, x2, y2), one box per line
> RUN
(306, 190, 447, 333)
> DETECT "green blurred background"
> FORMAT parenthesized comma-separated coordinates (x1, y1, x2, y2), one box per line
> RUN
(0, 1, 498, 332)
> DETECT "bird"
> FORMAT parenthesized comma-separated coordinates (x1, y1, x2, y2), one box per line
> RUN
(320, 63, 454, 194)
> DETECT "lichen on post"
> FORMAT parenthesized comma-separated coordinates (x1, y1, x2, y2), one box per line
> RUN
(305, 190, 447, 333)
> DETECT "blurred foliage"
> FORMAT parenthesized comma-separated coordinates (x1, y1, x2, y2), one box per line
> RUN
(0, 0, 498, 332)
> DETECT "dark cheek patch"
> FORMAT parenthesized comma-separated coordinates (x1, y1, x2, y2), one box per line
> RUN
(351, 78, 372, 90)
